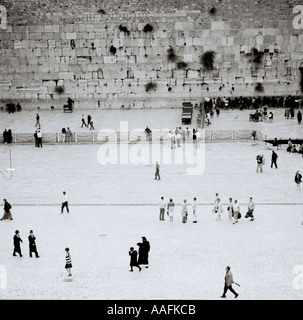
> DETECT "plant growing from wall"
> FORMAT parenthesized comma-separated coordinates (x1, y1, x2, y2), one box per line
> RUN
(98, 9, 106, 14)
(176, 61, 188, 69)
(55, 86, 64, 95)
(110, 45, 117, 55)
(209, 7, 216, 15)
(167, 46, 177, 62)
(145, 81, 157, 92)
(201, 51, 216, 70)
(119, 25, 130, 35)
(255, 82, 264, 92)
(143, 23, 153, 32)
(250, 48, 264, 65)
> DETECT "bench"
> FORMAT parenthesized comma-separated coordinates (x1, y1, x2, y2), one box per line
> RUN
(63, 104, 73, 112)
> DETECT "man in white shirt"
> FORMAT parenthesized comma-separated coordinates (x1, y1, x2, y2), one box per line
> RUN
(61, 191, 69, 214)
(245, 197, 255, 221)
(233, 200, 240, 224)
(159, 197, 166, 221)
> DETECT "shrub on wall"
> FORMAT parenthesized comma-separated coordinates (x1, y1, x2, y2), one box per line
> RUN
(209, 7, 216, 15)
(143, 24, 153, 32)
(167, 46, 177, 62)
(176, 61, 188, 69)
(145, 82, 157, 92)
(55, 86, 64, 94)
(110, 45, 117, 55)
(201, 51, 216, 70)
(119, 25, 130, 35)
(255, 82, 264, 92)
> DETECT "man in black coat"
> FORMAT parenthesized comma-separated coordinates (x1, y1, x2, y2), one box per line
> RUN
(28, 230, 39, 258)
(129, 247, 141, 272)
(13, 230, 23, 257)
(271, 150, 278, 169)
(142, 236, 150, 268)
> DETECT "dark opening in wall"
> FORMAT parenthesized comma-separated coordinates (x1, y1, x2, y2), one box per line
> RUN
(209, 7, 216, 15)
(176, 61, 188, 69)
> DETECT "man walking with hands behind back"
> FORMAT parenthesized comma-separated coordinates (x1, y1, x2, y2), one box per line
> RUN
(221, 266, 239, 299)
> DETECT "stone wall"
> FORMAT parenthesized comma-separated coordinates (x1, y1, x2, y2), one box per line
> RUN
(0, 0, 302, 109)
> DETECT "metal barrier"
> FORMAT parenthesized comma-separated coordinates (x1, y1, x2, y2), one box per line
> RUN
(0, 130, 263, 145)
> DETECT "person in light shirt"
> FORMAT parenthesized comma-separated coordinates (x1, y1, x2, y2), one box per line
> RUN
(61, 191, 69, 214)
(233, 200, 240, 224)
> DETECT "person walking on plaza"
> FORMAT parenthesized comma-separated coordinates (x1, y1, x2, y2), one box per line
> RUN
(28, 230, 39, 258)
(192, 197, 198, 223)
(181, 199, 189, 223)
(233, 200, 241, 224)
(295, 171, 302, 190)
(142, 237, 150, 268)
(297, 110, 302, 125)
(1, 199, 13, 221)
(212, 193, 220, 214)
(220, 266, 239, 299)
(159, 197, 166, 221)
(87, 114, 92, 128)
(167, 198, 175, 222)
(227, 197, 233, 222)
(215, 198, 223, 221)
(65, 248, 72, 277)
(13, 230, 23, 257)
(61, 191, 69, 214)
(35, 114, 40, 127)
(37, 129, 42, 148)
(81, 114, 87, 128)
(129, 247, 141, 272)
(89, 117, 95, 130)
(256, 154, 264, 173)
(271, 150, 278, 169)
(245, 197, 255, 221)
(66, 127, 72, 143)
(154, 162, 161, 180)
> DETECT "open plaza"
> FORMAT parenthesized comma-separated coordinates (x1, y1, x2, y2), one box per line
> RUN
(0, 107, 303, 300)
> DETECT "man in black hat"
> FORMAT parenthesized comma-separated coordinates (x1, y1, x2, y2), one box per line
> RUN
(28, 230, 39, 258)
(13, 230, 23, 257)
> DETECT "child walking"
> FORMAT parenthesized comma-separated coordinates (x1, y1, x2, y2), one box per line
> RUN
(65, 248, 72, 277)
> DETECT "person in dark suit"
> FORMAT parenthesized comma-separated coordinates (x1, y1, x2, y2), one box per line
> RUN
(67, 97, 74, 110)
(221, 266, 238, 298)
(129, 247, 141, 272)
(271, 150, 278, 169)
(28, 230, 39, 258)
(142, 236, 150, 268)
(13, 230, 23, 257)
(1, 199, 13, 221)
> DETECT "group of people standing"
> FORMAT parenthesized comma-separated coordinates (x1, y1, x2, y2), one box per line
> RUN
(158, 197, 198, 223)
(167, 127, 201, 149)
(213, 194, 255, 224)
(129, 237, 150, 272)
(3, 129, 13, 144)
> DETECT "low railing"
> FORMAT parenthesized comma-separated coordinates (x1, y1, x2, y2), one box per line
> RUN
(1, 130, 263, 144)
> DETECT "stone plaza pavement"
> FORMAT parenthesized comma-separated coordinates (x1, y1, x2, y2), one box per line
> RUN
(0, 106, 303, 300)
